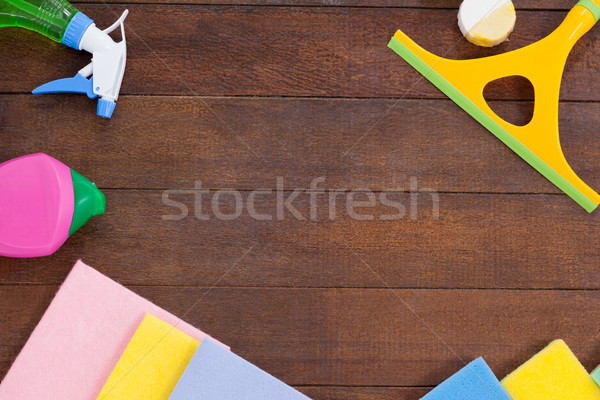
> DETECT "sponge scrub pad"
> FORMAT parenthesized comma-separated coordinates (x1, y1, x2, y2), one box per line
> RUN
(458, 0, 516, 47)
(501, 339, 600, 400)
(422, 357, 512, 400)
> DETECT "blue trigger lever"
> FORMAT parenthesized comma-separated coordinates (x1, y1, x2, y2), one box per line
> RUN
(32, 74, 97, 99)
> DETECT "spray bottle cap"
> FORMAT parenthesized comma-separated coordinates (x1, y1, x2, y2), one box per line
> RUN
(69, 169, 106, 235)
(62, 12, 94, 50)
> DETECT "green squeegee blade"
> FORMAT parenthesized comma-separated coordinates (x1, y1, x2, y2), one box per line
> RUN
(388, 36, 597, 213)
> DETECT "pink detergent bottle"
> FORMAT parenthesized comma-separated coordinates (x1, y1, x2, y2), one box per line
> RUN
(0, 153, 106, 258)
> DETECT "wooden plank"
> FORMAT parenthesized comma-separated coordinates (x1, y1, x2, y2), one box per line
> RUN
(1, 6, 598, 99)
(298, 386, 431, 400)
(2, 96, 598, 194)
(0, 189, 598, 288)
(2, 285, 600, 386)
(69, 0, 575, 10)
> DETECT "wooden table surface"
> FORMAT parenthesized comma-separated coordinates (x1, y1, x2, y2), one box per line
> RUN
(2, 1, 600, 398)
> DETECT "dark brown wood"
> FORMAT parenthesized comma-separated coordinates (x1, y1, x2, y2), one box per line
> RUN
(2, 2, 600, 398)
(2, 96, 598, 194)
(3, 285, 600, 387)
(69, 0, 575, 10)
(0, 189, 598, 289)
(297, 386, 431, 400)
(1, 6, 599, 100)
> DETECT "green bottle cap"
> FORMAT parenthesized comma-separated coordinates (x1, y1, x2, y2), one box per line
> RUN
(69, 169, 106, 236)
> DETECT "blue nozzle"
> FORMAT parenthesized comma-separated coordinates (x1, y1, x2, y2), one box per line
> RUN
(97, 99, 116, 118)
(62, 12, 94, 50)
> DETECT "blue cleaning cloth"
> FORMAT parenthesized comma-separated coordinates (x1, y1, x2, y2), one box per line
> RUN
(168, 339, 311, 400)
(422, 358, 512, 400)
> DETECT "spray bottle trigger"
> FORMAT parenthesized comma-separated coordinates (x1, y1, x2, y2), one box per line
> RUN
(32, 73, 98, 99)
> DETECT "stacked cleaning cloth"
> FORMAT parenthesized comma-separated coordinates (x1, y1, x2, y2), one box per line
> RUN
(0, 261, 310, 400)
(96, 313, 310, 400)
(423, 339, 600, 400)
(3, 261, 600, 400)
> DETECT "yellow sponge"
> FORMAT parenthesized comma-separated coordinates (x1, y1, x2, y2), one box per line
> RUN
(458, 0, 516, 47)
(501, 339, 600, 400)
(96, 314, 201, 400)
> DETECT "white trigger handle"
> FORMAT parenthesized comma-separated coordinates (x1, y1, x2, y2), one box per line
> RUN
(103, 10, 129, 41)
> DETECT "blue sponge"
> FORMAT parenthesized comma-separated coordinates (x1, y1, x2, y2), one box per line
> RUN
(422, 358, 512, 400)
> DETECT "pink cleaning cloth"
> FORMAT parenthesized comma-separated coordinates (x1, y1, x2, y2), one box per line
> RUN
(0, 260, 226, 400)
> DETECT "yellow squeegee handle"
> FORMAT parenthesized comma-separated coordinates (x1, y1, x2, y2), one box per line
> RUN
(388, 0, 600, 212)
(578, 0, 600, 22)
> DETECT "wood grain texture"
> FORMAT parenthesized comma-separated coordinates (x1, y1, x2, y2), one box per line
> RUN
(69, 0, 576, 10)
(297, 387, 431, 400)
(0, 190, 598, 289)
(1, 96, 598, 194)
(2, 1, 600, 398)
(2, 6, 600, 99)
(2, 285, 600, 388)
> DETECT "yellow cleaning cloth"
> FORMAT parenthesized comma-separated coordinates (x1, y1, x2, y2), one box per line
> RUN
(501, 339, 600, 400)
(96, 314, 201, 400)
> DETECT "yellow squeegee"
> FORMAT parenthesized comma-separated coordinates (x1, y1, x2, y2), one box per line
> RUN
(388, 0, 600, 212)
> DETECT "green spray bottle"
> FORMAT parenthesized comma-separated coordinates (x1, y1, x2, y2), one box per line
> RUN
(0, 0, 128, 118)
